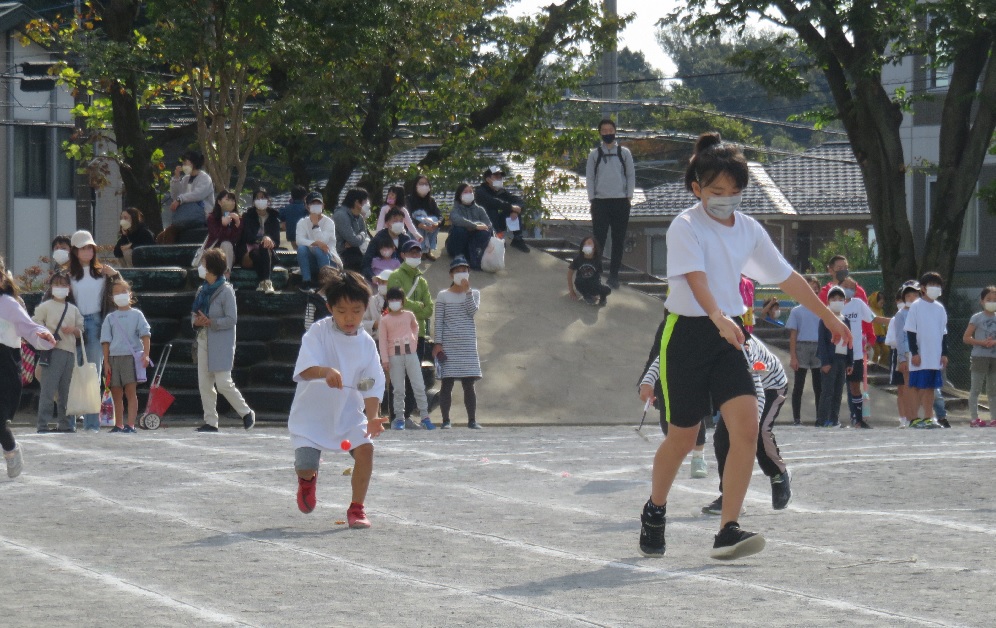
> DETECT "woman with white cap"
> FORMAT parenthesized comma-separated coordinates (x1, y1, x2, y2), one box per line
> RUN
(68, 230, 118, 432)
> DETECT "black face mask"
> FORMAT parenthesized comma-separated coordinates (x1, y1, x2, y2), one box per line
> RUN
(834, 269, 849, 283)
(601, 133, 615, 145)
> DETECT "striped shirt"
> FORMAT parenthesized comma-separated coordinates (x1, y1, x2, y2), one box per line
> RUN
(434, 288, 482, 379)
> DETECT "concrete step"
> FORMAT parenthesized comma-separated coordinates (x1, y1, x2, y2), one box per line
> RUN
(172, 315, 303, 342)
(227, 267, 290, 291)
(132, 244, 299, 270)
(625, 281, 668, 296)
(249, 362, 295, 387)
(151, 338, 270, 369)
(177, 227, 209, 244)
(236, 289, 307, 316)
(158, 364, 250, 389)
(119, 267, 188, 292)
(270, 339, 302, 363)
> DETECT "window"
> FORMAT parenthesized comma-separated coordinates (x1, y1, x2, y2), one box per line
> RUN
(926, 178, 978, 255)
(650, 235, 667, 277)
(13, 126, 75, 199)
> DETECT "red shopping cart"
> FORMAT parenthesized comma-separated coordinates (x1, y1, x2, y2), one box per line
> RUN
(138, 343, 175, 430)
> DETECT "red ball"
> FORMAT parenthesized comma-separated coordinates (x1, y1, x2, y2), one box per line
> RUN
(340, 439, 351, 451)
(753, 361, 766, 371)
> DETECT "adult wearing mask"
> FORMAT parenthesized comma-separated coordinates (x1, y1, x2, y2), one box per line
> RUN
(475, 166, 530, 253)
(296, 191, 341, 289)
(192, 248, 255, 433)
(279, 185, 309, 250)
(113, 207, 156, 268)
(407, 175, 442, 261)
(238, 187, 281, 294)
(160, 150, 213, 243)
(362, 207, 412, 281)
(50, 235, 72, 272)
(818, 255, 876, 350)
(206, 189, 244, 275)
(68, 230, 119, 432)
(333, 187, 373, 272)
(387, 240, 434, 419)
(446, 182, 493, 270)
(585, 118, 635, 289)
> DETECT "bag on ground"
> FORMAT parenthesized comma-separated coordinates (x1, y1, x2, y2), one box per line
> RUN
(480, 236, 506, 273)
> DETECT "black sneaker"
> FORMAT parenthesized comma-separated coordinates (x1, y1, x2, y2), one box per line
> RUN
(510, 237, 530, 253)
(639, 504, 666, 556)
(854, 419, 873, 429)
(440, 420, 451, 429)
(938, 417, 951, 428)
(195, 424, 219, 433)
(243, 410, 256, 431)
(710, 521, 765, 560)
(701, 496, 723, 516)
(770, 472, 791, 510)
(597, 295, 608, 307)
(607, 275, 620, 289)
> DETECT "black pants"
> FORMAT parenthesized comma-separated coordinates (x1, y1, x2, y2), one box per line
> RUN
(446, 227, 492, 269)
(791, 367, 822, 422)
(659, 410, 707, 446)
(714, 387, 788, 492)
(247, 247, 274, 281)
(440, 377, 477, 423)
(1, 345, 21, 451)
(575, 278, 611, 301)
(590, 198, 631, 277)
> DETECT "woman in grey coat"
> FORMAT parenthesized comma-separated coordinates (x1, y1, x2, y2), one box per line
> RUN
(192, 248, 255, 432)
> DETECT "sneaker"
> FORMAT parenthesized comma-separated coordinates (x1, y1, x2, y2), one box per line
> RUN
(793, 419, 801, 426)
(423, 251, 438, 262)
(468, 421, 482, 429)
(597, 295, 608, 307)
(109, 426, 123, 433)
(347, 503, 371, 528)
(440, 420, 451, 429)
(582, 295, 597, 306)
(404, 417, 422, 430)
(122, 425, 137, 433)
(510, 237, 530, 253)
(263, 280, 276, 295)
(701, 496, 723, 516)
(4, 444, 23, 479)
(297, 475, 317, 514)
(84, 427, 100, 433)
(854, 419, 873, 429)
(690, 456, 707, 478)
(36, 427, 52, 434)
(639, 504, 666, 556)
(243, 410, 256, 431)
(924, 419, 942, 429)
(195, 424, 219, 433)
(392, 418, 405, 430)
(607, 275, 620, 290)
(711, 521, 766, 560)
(421, 417, 436, 430)
(899, 418, 910, 428)
(256, 281, 267, 292)
(970, 418, 987, 427)
(771, 472, 792, 510)
(987, 420, 996, 427)
(937, 417, 951, 428)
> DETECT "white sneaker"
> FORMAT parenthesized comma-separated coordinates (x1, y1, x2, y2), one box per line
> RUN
(691, 455, 707, 478)
(263, 280, 275, 295)
(899, 418, 909, 428)
(4, 443, 23, 478)
(256, 281, 267, 292)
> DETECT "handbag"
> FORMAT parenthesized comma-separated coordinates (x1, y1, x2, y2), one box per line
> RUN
(110, 313, 151, 383)
(37, 302, 70, 369)
(19, 339, 38, 386)
(66, 340, 101, 415)
(99, 387, 115, 426)
(191, 235, 220, 268)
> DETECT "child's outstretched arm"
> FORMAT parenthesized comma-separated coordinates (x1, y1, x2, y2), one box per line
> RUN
(686, 271, 744, 348)
(781, 272, 852, 347)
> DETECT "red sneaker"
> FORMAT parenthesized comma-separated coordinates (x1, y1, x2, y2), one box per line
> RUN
(346, 502, 370, 528)
(297, 475, 317, 513)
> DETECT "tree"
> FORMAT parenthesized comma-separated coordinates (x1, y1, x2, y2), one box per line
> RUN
(666, 0, 996, 304)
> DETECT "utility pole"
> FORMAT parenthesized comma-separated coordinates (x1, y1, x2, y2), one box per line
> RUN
(600, 0, 619, 121)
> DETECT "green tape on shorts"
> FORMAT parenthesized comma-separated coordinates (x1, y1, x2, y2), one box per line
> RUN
(659, 313, 679, 424)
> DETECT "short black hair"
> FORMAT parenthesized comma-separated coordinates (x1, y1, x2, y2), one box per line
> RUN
(683, 132, 749, 192)
(826, 255, 847, 269)
(385, 207, 405, 222)
(598, 118, 616, 130)
(901, 285, 920, 300)
(254, 187, 269, 199)
(578, 235, 601, 258)
(920, 271, 943, 287)
(385, 287, 405, 302)
(51, 234, 71, 249)
(828, 286, 846, 299)
(291, 185, 308, 201)
(981, 286, 996, 301)
(343, 187, 369, 209)
(324, 269, 371, 306)
(181, 150, 204, 170)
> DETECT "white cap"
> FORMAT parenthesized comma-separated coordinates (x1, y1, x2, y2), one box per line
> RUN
(70, 230, 96, 249)
(376, 269, 393, 282)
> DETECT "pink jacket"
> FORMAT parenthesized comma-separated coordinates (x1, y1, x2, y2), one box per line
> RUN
(378, 310, 419, 363)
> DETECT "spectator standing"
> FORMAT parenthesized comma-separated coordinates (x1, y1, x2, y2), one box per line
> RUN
(32, 272, 83, 433)
(964, 286, 996, 427)
(585, 118, 635, 289)
(786, 276, 823, 425)
(433, 257, 483, 429)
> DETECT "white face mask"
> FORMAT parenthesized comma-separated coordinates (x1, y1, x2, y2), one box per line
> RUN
(405, 257, 421, 268)
(52, 249, 70, 265)
(896, 303, 904, 312)
(182, 164, 193, 176)
(453, 272, 470, 284)
(828, 300, 845, 314)
(390, 222, 405, 235)
(377, 284, 388, 296)
(254, 199, 268, 210)
(490, 178, 504, 190)
(388, 300, 402, 312)
(416, 184, 430, 197)
(461, 193, 475, 205)
(985, 302, 996, 313)
(904, 299, 916, 309)
(309, 204, 324, 215)
(582, 245, 594, 256)
(52, 287, 70, 300)
(380, 248, 395, 258)
(771, 308, 781, 319)
(361, 201, 371, 217)
(120, 219, 132, 230)
(113, 293, 131, 307)
(925, 286, 943, 300)
(197, 265, 208, 279)
(704, 193, 742, 220)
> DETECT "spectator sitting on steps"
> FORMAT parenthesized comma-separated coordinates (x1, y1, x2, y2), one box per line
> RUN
(159, 150, 213, 244)
(475, 165, 530, 253)
(362, 207, 412, 282)
(446, 182, 492, 270)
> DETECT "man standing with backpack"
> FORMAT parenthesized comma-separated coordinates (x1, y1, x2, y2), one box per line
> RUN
(586, 118, 636, 289)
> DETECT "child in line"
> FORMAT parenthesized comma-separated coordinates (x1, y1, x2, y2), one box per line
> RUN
(869, 291, 889, 367)
(32, 272, 84, 433)
(303, 266, 339, 331)
(380, 287, 434, 430)
(100, 280, 151, 433)
(963, 286, 996, 427)
(887, 281, 921, 427)
(433, 256, 483, 429)
(701, 337, 792, 514)
(786, 276, 823, 425)
(905, 272, 949, 429)
(362, 270, 391, 341)
(567, 236, 611, 306)
(840, 277, 890, 428)
(637, 132, 850, 561)
(288, 269, 386, 528)
(816, 286, 854, 427)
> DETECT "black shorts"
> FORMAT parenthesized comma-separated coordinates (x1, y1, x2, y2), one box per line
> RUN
(847, 358, 865, 383)
(658, 313, 757, 428)
(888, 350, 905, 386)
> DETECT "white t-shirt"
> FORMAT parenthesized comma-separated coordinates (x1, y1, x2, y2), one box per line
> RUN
(664, 204, 793, 317)
(904, 298, 948, 371)
(841, 299, 875, 359)
(71, 272, 105, 316)
(288, 318, 386, 452)
(884, 316, 897, 348)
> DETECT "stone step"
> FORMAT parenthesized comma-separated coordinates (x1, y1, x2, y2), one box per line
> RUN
(150, 339, 271, 370)
(177, 227, 209, 244)
(228, 267, 290, 291)
(158, 364, 250, 389)
(135, 292, 194, 319)
(270, 339, 303, 363)
(172, 315, 303, 343)
(148, 318, 181, 344)
(236, 289, 307, 316)
(132, 244, 300, 270)
(625, 281, 668, 295)
(119, 267, 188, 292)
(249, 362, 295, 387)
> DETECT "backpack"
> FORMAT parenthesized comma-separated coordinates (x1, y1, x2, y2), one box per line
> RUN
(593, 145, 629, 196)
